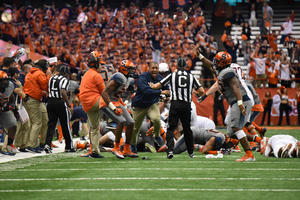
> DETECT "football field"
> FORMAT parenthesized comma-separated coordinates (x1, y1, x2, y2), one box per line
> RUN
(1, 128, 300, 200)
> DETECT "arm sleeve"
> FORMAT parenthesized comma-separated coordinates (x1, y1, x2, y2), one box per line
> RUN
(193, 75, 201, 90)
(160, 73, 172, 87)
(38, 74, 50, 91)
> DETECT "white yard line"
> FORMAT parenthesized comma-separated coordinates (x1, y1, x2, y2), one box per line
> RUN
(16, 168, 300, 171)
(53, 161, 299, 164)
(0, 188, 299, 192)
(0, 177, 299, 181)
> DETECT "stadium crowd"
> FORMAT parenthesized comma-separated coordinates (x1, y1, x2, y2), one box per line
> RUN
(0, 0, 300, 160)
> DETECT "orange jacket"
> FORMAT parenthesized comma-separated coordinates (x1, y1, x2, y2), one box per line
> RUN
(23, 67, 50, 101)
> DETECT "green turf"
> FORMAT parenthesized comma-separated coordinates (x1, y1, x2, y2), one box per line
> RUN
(1, 129, 300, 200)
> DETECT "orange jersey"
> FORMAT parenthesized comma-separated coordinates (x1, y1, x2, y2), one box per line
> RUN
(248, 62, 256, 78)
(296, 91, 300, 103)
(23, 67, 50, 101)
(79, 68, 105, 112)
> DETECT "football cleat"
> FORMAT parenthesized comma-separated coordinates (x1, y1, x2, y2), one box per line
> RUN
(259, 127, 267, 138)
(231, 145, 241, 153)
(89, 153, 105, 159)
(249, 142, 257, 151)
(7, 144, 20, 153)
(0, 148, 16, 156)
(236, 154, 255, 162)
(112, 147, 124, 159)
(44, 144, 52, 154)
(167, 151, 174, 159)
(145, 143, 156, 153)
(123, 148, 139, 158)
(280, 143, 292, 158)
(189, 153, 194, 158)
(158, 145, 167, 152)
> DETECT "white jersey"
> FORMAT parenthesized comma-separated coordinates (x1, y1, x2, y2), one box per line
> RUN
(191, 102, 198, 127)
(268, 135, 298, 158)
(230, 63, 254, 106)
(196, 116, 216, 129)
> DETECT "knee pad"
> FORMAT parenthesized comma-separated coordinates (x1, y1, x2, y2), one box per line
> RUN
(107, 131, 115, 141)
(235, 130, 246, 140)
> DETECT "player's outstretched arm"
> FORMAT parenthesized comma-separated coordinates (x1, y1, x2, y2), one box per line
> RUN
(191, 44, 215, 74)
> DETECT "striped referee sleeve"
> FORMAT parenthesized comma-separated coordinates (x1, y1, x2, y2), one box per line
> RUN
(192, 75, 201, 90)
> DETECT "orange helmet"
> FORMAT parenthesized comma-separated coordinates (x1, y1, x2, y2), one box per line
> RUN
(0, 71, 9, 90)
(213, 51, 232, 74)
(119, 60, 135, 76)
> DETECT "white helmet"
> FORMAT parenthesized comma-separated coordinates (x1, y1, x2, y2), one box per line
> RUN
(159, 63, 169, 73)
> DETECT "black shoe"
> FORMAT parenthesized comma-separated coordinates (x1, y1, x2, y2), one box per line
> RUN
(89, 153, 105, 158)
(44, 145, 52, 154)
(27, 147, 41, 153)
(39, 144, 45, 151)
(80, 136, 86, 140)
(189, 153, 194, 158)
(167, 151, 174, 159)
(65, 149, 77, 153)
(19, 148, 30, 152)
(0, 149, 16, 156)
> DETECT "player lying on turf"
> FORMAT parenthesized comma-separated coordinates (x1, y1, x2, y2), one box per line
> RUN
(172, 126, 233, 155)
(260, 135, 300, 158)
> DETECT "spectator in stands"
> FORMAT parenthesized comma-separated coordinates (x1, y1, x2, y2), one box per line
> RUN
(230, 10, 244, 27)
(259, 40, 270, 55)
(267, 61, 280, 88)
(223, 37, 239, 63)
(277, 87, 290, 126)
(242, 41, 252, 66)
(248, 3, 258, 26)
(284, 37, 298, 58)
(280, 55, 294, 88)
(268, 26, 280, 53)
(292, 60, 300, 88)
(261, 91, 272, 126)
(241, 22, 251, 41)
(146, 30, 162, 64)
(296, 84, 300, 125)
(247, 58, 256, 87)
(252, 34, 261, 48)
(262, 1, 273, 27)
(259, 18, 269, 42)
(250, 46, 270, 88)
(280, 10, 294, 44)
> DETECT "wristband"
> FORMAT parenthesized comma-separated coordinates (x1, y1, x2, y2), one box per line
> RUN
(124, 100, 129, 105)
(198, 53, 204, 60)
(238, 100, 243, 106)
(108, 102, 116, 111)
(18, 84, 22, 87)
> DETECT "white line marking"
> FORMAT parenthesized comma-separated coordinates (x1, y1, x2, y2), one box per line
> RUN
(0, 177, 299, 181)
(16, 168, 300, 171)
(0, 188, 299, 192)
(53, 161, 300, 164)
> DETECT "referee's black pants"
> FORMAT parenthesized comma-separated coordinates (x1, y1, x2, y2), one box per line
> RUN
(166, 101, 193, 155)
(46, 99, 73, 149)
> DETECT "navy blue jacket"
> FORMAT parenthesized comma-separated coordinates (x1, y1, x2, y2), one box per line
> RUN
(132, 72, 168, 108)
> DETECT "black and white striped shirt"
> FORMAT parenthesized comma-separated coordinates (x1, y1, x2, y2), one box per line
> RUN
(160, 70, 201, 102)
(48, 75, 69, 99)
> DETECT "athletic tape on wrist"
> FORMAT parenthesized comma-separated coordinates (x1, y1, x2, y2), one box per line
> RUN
(198, 53, 204, 60)
(108, 102, 116, 111)
(238, 100, 243, 106)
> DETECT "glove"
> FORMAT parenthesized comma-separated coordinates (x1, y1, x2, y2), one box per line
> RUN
(1, 105, 9, 112)
(9, 103, 16, 111)
(218, 94, 224, 101)
(146, 127, 154, 136)
(197, 94, 207, 103)
(114, 108, 123, 116)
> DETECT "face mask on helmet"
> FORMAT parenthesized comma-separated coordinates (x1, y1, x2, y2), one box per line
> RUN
(119, 60, 135, 77)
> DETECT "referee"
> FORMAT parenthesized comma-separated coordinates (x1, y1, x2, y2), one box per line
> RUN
(44, 65, 75, 153)
(149, 57, 204, 159)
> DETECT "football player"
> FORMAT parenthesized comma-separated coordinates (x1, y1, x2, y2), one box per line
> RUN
(193, 45, 263, 162)
(173, 126, 232, 155)
(99, 60, 138, 159)
(0, 71, 18, 156)
(261, 135, 300, 158)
